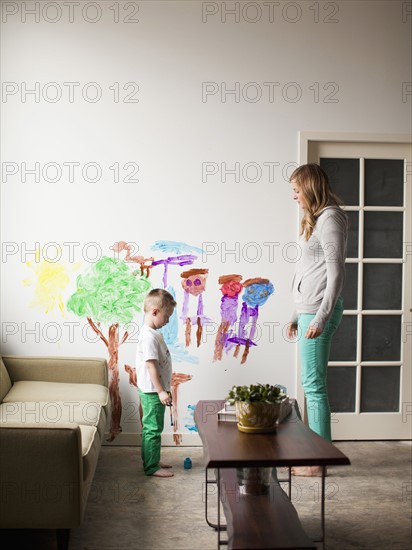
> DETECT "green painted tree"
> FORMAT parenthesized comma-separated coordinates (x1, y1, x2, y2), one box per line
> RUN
(67, 256, 151, 441)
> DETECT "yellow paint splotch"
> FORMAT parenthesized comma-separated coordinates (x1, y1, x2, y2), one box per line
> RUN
(24, 258, 80, 316)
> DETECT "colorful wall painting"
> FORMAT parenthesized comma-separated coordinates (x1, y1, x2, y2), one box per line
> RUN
(228, 278, 275, 364)
(113, 240, 202, 442)
(150, 241, 203, 364)
(22, 238, 275, 444)
(67, 256, 151, 441)
(180, 268, 210, 347)
(214, 274, 243, 361)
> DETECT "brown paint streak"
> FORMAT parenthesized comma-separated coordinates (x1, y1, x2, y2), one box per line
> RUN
(107, 324, 122, 441)
(214, 320, 230, 361)
(180, 268, 209, 278)
(240, 340, 250, 365)
(233, 344, 240, 358)
(185, 317, 191, 346)
(124, 364, 137, 388)
(170, 372, 193, 446)
(111, 241, 154, 277)
(196, 316, 202, 347)
(243, 277, 269, 287)
(124, 364, 143, 424)
(87, 317, 126, 442)
(218, 274, 242, 284)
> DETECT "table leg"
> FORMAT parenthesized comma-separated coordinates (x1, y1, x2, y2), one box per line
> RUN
(312, 465, 326, 549)
(217, 468, 221, 549)
(288, 466, 292, 499)
(321, 465, 326, 548)
(204, 468, 227, 532)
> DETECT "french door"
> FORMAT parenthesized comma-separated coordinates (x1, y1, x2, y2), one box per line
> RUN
(298, 134, 411, 439)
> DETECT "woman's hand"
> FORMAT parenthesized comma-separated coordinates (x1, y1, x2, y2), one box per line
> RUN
(287, 322, 298, 339)
(305, 326, 323, 339)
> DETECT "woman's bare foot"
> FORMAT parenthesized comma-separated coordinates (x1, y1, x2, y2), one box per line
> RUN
(159, 461, 173, 468)
(291, 466, 326, 477)
(151, 468, 174, 478)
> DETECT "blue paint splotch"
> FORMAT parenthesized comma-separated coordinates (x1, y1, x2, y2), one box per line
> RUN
(183, 404, 198, 433)
(151, 240, 204, 256)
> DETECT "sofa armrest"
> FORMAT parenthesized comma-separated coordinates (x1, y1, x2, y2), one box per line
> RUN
(0, 423, 84, 528)
(2, 356, 108, 387)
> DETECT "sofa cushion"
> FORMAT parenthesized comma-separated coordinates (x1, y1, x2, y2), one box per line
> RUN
(3, 380, 109, 406)
(0, 401, 102, 427)
(79, 424, 98, 456)
(0, 358, 12, 402)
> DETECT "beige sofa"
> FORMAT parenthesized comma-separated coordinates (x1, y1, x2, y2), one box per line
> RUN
(0, 355, 109, 549)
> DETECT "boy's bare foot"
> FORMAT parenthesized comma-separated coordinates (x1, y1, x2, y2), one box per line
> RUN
(159, 461, 173, 468)
(152, 468, 174, 478)
(291, 466, 326, 477)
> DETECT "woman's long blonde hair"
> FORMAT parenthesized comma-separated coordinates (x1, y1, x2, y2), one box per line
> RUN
(290, 163, 344, 241)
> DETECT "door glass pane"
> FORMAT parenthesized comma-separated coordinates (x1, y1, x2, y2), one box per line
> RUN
(365, 159, 404, 207)
(360, 366, 400, 412)
(328, 367, 356, 412)
(346, 211, 359, 258)
(329, 315, 357, 361)
(363, 264, 402, 309)
(342, 263, 358, 310)
(320, 158, 360, 206)
(362, 315, 401, 361)
(364, 212, 403, 258)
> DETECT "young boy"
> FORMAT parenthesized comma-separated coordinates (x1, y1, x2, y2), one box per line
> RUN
(137, 289, 176, 478)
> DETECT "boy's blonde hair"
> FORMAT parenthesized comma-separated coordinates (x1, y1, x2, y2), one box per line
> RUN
(144, 288, 177, 313)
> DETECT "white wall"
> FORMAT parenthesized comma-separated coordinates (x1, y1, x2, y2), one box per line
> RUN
(1, 1, 411, 444)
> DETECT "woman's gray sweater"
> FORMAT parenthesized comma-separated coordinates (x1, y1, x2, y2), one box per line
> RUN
(291, 206, 348, 331)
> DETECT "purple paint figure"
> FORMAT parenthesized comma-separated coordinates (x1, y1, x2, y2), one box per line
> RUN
(180, 268, 209, 347)
(213, 274, 243, 361)
(151, 255, 197, 289)
(228, 277, 275, 364)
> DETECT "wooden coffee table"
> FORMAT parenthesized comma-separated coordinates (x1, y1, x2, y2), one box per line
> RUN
(194, 400, 350, 549)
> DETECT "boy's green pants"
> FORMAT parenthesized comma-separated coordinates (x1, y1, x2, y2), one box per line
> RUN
(138, 390, 165, 475)
(298, 297, 344, 442)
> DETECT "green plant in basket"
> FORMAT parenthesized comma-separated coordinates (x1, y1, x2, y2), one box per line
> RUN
(227, 384, 287, 433)
(227, 383, 286, 405)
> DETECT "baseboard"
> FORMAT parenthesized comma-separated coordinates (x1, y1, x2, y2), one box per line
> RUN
(103, 432, 203, 446)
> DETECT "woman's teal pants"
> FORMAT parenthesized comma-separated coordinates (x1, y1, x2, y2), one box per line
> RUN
(298, 297, 343, 441)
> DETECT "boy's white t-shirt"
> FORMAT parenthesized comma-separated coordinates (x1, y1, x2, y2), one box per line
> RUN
(136, 324, 172, 393)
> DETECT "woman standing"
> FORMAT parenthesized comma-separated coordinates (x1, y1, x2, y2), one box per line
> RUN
(287, 163, 348, 477)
